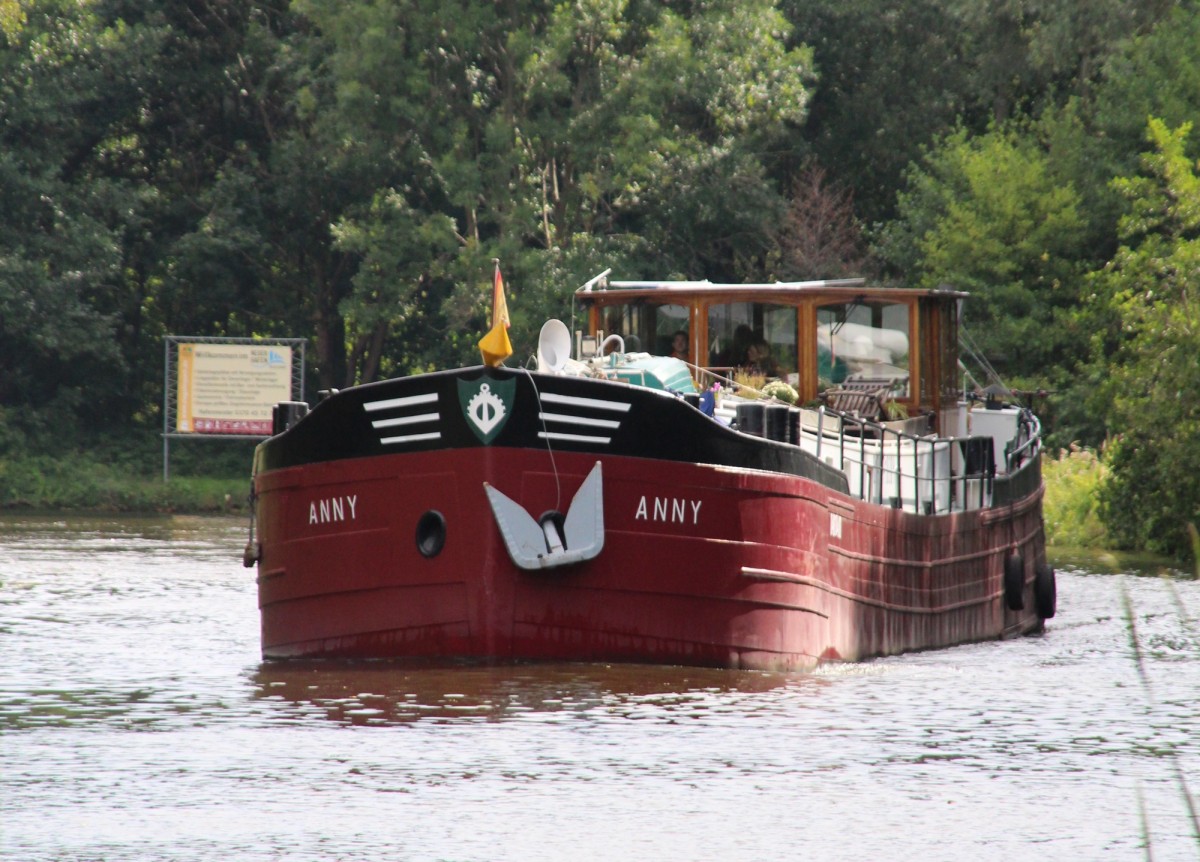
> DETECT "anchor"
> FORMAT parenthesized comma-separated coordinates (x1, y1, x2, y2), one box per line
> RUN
(484, 462, 604, 570)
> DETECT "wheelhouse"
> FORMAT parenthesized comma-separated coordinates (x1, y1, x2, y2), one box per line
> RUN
(574, 277, 965, 434)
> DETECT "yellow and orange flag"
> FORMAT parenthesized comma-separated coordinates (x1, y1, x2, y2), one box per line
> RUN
(478, 261, 512, 366)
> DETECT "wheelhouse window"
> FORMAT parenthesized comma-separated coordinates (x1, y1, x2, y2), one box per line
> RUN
(653, 304, 690, 357)
(599, 302, 689, 355)
(816, 300, 911, 397)
(705, 302, 798, 380)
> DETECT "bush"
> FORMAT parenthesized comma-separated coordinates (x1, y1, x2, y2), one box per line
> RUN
(1098, 427, 1200, 561)
(1042, 445, 1108, 548)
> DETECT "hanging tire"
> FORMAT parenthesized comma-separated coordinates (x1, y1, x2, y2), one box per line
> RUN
(1034, 563, 1057, 619)
(1004, 553, 1025, 611)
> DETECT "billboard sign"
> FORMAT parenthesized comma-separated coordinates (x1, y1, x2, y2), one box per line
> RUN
(175, 342, 293, 435)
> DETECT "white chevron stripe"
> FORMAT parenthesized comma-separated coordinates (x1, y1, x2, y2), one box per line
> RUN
(371, 412, 439, 429)
(538, 412, 620, 430)
(381, 431, 441, 445)
(363, 392, 438, 412)
(538, 431, 612, 445)
(539, 392, 631, 413)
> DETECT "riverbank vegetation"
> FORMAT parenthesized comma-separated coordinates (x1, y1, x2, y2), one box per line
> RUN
(1042, 447, 1108, 550)
(0, 436, 254, 515)
(1, 0, 1197, 560)
(0, 460, 248, 515)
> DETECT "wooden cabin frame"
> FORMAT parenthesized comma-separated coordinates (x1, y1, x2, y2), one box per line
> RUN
(575, 278, 965, 433)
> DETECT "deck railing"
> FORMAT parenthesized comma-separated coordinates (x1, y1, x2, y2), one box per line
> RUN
(797, 405, 1041, 515)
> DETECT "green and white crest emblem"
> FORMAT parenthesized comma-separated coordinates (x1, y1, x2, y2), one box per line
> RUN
(458, 377, 516, 444)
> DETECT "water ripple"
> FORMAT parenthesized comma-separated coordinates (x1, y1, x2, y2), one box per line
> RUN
(2, 516, 1198, 861)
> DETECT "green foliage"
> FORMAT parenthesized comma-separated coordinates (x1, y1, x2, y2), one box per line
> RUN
(0, 0, 316, 428)
(264, 0, 820, 385)
(0, 0, 24, 39)
(1101, 428, 1200, 561)
(1041, 446, 1108, 548)
(1039, 5, 1200, 275)
(783, 0, 976, 223)
(0, 446, 251, 514)
(1089, 119, 1200, 560)
(1089, 5, 1200, 175)
(520, 0, 816, 283)
(783, 0, 1175, 223)
(0, 3, 130, 437)
(332, 190, 458, 382)
(877, 124, 1087, 387)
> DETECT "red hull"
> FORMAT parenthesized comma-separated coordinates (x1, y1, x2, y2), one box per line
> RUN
(254, 446, 1046, 671)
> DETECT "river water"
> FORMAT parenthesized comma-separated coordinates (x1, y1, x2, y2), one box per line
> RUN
(1, 514, 1197, 862)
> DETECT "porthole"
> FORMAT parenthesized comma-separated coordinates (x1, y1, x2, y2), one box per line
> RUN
(416, 510, 447, 558)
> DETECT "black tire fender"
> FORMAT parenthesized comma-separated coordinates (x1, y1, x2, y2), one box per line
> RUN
(1004, 553, 1025, 611)
(1034, 562, 1057, 619)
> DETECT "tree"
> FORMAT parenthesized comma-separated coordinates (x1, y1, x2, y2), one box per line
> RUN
(782, 0, 974, 223)
(0, 0, 325, 441)
(331, 191, 458, 381)
(782, 0, 1181, 224)
(297, 0, 816, 373)
(1039, 3, 1200, 271)
(0, 2, 130, 443)
(774, 161, 868, 280)
(875, 125, 1087, 389)
(1028, 3, 1200, 446)
(1090, 119, 1200, 560)
(1088, 4, 1200, 172)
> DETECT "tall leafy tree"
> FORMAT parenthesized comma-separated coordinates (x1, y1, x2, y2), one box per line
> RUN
(1036, 3, 1200, 272)
(1009, 2, 1200, 445)
(297, 0, 815, 374)
(783, 0, 972, 223)
(291, 0, 527, 378)
(113, 1, 312, 394)
(782, 0, 1182, 223)
(0, 2, 130, 443)
(1089, 119, 1200, 559)
(1022, 0, 1180, 102)
(875, 125, 1086, 389)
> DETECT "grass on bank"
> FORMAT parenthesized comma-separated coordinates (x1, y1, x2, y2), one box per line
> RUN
(0, 441, 255, 515)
